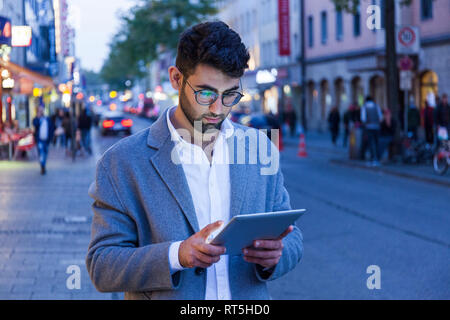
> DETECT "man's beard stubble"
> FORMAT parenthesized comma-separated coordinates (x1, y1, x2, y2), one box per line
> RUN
(179, 84, 226, 134)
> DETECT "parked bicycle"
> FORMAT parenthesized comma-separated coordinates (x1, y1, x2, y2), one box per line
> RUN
(401, 132, 433, 164)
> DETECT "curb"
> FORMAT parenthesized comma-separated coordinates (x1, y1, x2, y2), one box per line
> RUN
(330, 158, 450, 188)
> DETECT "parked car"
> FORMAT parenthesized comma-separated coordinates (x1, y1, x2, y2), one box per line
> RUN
(99, 111, 133, 136)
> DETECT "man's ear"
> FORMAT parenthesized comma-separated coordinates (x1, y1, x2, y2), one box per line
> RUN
(169, 66, 182, 90)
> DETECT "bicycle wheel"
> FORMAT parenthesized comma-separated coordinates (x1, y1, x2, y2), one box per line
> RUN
(433, 149, 448, 175)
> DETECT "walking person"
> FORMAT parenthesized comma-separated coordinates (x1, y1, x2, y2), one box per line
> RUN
(379, 108, 396, 162)
(422, 94, 436, 145)
(407, 99, 420, 141)
(52, 108, 66, 149)
(62, 110, 73, 156)
(32, 106, 55, 175)
(86, 21, 303, 300)
(434, 93, 449, 141)
(77, 107, 93, 155)
(361, 96, 383, 166)
(342, 102, 358, 147)
(327, 106, 340, 146)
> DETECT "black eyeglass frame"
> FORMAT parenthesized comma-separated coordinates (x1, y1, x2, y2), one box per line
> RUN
(183, 77, 244, 107)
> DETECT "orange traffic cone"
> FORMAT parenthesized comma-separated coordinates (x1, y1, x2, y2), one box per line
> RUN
(297, 133, 307, 158)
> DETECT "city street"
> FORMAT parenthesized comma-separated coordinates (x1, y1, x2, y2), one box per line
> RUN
(0, 114, 448, 299)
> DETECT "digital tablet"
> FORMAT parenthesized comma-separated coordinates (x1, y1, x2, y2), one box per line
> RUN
(208, 209, 306, 255)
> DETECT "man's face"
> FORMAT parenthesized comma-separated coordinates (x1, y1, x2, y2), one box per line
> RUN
(178, 64, 240, 133)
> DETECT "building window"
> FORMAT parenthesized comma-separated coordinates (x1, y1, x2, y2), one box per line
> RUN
(308, 16, 314, 48)
(321, 11, 328, 44)
(421, 0, 433, 20)
(336, 10, 343, 40)
(353, 5, 361, 37)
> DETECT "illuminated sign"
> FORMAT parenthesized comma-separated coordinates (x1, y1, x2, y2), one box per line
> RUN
(256, 70, 277, 84)
(11, 26, 32, 47)
(2, 77, 14, 88)
(278, 0, 290, 56)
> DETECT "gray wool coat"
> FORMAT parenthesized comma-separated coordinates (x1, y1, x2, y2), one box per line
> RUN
(86, 108, 303, 300)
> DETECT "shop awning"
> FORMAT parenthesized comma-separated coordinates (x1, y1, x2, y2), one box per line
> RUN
(0, 59, 54, 88)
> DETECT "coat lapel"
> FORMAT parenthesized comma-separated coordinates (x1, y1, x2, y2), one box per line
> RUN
(148, 111, 200, 233)
(227, 127, 250, 219)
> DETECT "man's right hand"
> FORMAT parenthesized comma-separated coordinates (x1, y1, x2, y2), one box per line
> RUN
(178, 221, 226, 269)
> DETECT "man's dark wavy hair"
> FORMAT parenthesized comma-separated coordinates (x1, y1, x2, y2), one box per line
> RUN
(176, 21, 250, 78)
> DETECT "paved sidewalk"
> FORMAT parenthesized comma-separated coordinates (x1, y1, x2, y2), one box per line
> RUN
(282, 131, 450, 187)
(0, 147, 118, 300)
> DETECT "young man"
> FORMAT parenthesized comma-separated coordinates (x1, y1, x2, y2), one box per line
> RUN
(86, 21, 303, 300)
(361, 96, 383, 166)
(33, 106, 55, 175)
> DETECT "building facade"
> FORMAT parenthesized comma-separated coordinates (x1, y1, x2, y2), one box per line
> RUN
(217, 0, 303, 124)
(304, 0, 450, 131)
(0, 0, 76, 129)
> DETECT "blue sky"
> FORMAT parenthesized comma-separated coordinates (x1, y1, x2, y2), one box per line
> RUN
(71, 0, 136, 72)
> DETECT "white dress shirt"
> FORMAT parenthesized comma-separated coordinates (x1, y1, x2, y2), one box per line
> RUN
(39, 117, 49, 141)
(166, 106, 234, 300)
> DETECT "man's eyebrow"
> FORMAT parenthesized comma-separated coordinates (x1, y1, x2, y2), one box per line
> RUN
(195, 84, 240, 92)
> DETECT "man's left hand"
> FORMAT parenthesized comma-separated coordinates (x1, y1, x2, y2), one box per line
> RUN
(242, 225, 294, 269)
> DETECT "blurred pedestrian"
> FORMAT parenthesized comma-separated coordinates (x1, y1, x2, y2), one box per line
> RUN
(342, 102, 358, 147)
(52, 108, 66, 149)
(32, 106, 55, 175)
(62, 110, 73, 156)
(422, 99, 435, 145)
(0, 122, 9, 159)
(284, 101, 297, 137)
(77, 108, 93, 155)
(407, 98, 420, 140)
(361, 96, 383, 166)
(379, 108, 396, 162)
(434, 93, 449, 140)
(327, 106, 340, 146)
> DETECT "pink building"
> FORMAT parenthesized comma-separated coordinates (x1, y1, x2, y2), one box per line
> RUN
(304, 0, 450, 131)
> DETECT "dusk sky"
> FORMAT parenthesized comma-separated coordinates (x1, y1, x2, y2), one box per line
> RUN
(71, 0, 136, 72)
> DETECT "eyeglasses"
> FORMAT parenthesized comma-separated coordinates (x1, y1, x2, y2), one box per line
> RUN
(184, 78, 244, 107)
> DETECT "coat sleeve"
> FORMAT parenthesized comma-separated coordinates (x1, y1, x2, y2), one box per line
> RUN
(85, 160, 181, 293)
(255, 158, 304, 282)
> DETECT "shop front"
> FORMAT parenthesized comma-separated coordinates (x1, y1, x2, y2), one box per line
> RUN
(0, 60, 55, 160)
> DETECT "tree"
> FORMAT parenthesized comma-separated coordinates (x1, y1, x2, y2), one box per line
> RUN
(100, 0, 217, 90)
(82, 69, 102, 87)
